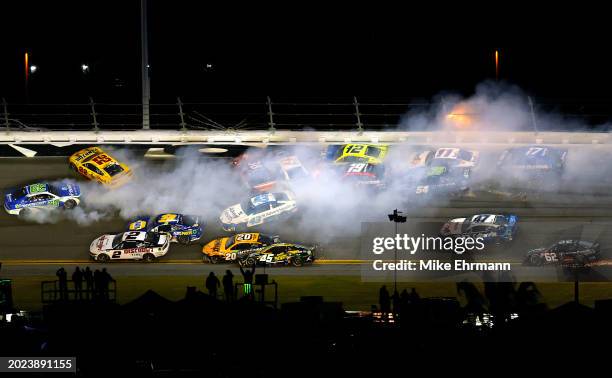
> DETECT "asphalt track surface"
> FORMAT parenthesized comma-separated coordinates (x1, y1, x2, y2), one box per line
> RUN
(2, 155, 612, 282)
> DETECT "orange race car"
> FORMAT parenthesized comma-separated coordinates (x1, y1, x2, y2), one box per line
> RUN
(69, 147, 133, 188)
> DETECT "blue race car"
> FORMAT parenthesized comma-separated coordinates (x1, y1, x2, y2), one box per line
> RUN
(4, 182, 81, 216)
(498, 146, 567, 176)
(440, 214, 518, 244)
(127, 213, 203, 245)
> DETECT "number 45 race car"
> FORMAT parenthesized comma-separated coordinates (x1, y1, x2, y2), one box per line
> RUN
(89, 231, 171, 262)
(239, 243, 316, 267)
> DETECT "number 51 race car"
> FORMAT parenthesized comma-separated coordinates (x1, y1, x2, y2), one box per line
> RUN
(89, 231, 171, 262)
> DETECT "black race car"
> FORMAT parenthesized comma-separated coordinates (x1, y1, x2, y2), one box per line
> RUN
(238, 243, 315, 267)
(524, 240, 600, 267)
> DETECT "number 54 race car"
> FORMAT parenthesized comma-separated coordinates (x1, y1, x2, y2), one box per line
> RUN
(89, 231, 171, 262)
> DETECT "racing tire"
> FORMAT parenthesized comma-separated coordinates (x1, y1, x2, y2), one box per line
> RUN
(528, 254, 543, 266)
(291, 257, 304, 267)
(177, 235, 191, 245)
(63, 199, 77, 210)
(208, 256, 223, 264)
(244, 257, 257, 267)
(142, 253, 156, 263)
(97, 254, 110, 263)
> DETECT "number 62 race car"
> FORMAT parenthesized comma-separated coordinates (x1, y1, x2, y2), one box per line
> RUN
(89, 231, 171, 262)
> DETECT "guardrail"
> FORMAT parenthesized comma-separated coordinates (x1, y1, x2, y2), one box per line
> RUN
(41, 280, 116, 304)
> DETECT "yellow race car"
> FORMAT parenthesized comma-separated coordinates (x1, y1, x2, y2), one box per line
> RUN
(326, 144, 389, 165)
(202, 233, 278, 263)
(69, 147, 132, 188)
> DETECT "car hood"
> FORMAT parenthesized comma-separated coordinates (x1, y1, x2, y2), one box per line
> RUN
(220, 204, 247, 224)
(90, 235, 115, 252)
(57, 183, 81, 197)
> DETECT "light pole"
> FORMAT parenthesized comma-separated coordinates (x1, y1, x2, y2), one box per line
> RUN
(495, 50, 500, 80)
(141, 0, 151, 129)
(388, 209, 407, 293)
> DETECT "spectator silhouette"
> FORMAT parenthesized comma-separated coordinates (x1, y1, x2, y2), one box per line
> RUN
(72, 267, 84, 300)
(409, 288, 420, 303)
(391, 290, 400, 321)
(205, 272, 221, 298)
(56, 267, 68, 301)
(239, 264, 256, 300)
(93, 269, 102, 300)
(101, 268, 113, 301)
(222, 270, 235, 302)
(84, 267, 94, 300)
(379, 285, 390, 321)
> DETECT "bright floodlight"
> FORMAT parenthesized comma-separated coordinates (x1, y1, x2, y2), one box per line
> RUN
(29, 65, 37, 73)
(81, 64, 89, 73)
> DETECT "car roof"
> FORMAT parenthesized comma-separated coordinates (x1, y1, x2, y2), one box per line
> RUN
(121, 232, 147, 241)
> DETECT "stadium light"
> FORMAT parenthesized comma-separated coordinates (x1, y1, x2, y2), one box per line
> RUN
(81, 64, 89, 73)
(388, 209, 407, 294)
(29, 65, 38, 74)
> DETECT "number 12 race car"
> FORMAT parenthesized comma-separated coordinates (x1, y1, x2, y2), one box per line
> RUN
(89, 231, 171, 262)
(4, 182, 81, 216)
(127, 213, 203, 245)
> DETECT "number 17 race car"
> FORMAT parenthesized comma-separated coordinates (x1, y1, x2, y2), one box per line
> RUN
(89, 231, 171, 262)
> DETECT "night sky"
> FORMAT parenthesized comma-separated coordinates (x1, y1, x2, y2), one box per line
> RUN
(1, 2, 611, 106)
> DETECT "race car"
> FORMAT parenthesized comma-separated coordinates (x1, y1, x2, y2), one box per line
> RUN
(69, 147, 132, 188)
(277, 154, 309, 181)
(524, 240, 600, 267)
(202, 233, 280, 263)
(89, 230, 171, 262)
(497, 146, 567, 176)
(440, 214, 518, 244)
(409, 149, 435, 168)
(324, 144, 389, 165)
(4, 182, 81, 216)
(431, 147, 479, 168)
(415, 166, 470, 196)
(238, 243, 316, 267)
(233, 154, 277, 192)
(339, 162, 385, 189)
(220, 191, 297, 232)
(127, 213, 203, 245)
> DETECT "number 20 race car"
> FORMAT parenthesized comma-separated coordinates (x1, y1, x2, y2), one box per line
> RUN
(201, 232, 279, 263)
(89, 231, 171, 262)
(127, 213, 203, 245)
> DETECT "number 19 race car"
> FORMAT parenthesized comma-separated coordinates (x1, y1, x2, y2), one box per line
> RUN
(127, 213, 203, 245)
(202, 232, 279, 263)
(69, 147, 133, 188)
(238, 243, 316, 267)
(89, 231, 171, 262)
(440, 214, 518, 244)
(4, 182, 81, 216)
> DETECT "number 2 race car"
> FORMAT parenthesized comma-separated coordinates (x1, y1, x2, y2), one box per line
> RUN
(69, 147, 132, 188)
(440, 214, 518, 244)
(238, 243, 316, 267)
(201, 232, 279, 263)
(4, 182, 81, 216)
(89, 231, 171, 262)
(127, 213, 203, 245)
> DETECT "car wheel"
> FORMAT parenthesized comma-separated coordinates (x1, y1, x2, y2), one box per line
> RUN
(64, 199, 77, 210)
(291, 257, 304, 267)
(209, 255, 223, 264)
(244, 257, 257, 267)
(97, 254, 110, 263)
(142, 253, 156, 262)
(177, 235, 190, 245)
(529, 254, 543, 266)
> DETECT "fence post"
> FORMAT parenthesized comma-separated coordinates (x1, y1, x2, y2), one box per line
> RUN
(89, 97, 99, 132)
(527, 96, 539, 135)
(267, 96, 276, 134)
(177, 97, 187, 131)
(354, 96, 364, 134)
(2, 98, 9, 132)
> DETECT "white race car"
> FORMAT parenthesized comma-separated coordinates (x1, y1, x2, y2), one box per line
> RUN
(220, 191, 297, 232)
(431, 147, 479, 168)
(89, 231, 171, 262)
